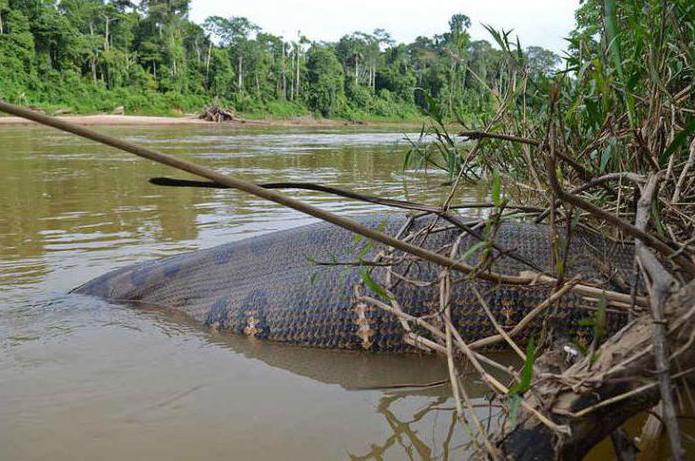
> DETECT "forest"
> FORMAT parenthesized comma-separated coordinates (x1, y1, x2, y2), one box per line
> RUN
(0, 0, 559, 119)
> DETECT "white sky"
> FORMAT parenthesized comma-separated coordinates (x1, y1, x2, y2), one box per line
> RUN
(189, 0, 580, 54)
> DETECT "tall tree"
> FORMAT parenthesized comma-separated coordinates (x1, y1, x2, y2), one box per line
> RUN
(305, 45, 344, 117)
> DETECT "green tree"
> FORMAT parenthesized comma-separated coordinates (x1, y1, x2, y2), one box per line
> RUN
(305, 45, 344, 117)
(525, 46, 559, 76)
(0, 3, 561, 121)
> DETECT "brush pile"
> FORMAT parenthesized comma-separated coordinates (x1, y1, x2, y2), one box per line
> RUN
(199, 104, 236, 122)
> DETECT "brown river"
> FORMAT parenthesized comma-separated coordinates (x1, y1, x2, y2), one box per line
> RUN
(0, 124, 660, 459)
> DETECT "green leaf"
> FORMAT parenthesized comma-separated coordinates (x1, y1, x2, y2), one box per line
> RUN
(660, 117, 695, 165)
(358, 241, 374, 259)
(360, 268, 392, 300)
(508, 336, 536, 396)
(506, 337, 536, 427)
(509, 394, 522, 428)
(600, 138, 615, 172)
(603, 0, 635, 126)
(460, 240, 487, 263)
(491, 170, 502, 207)
(595, 295, 607, 342)
(519, 337, 536, 390)
(578, 317, 595, 327)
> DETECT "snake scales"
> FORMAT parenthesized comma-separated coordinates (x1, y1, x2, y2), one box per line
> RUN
(72, 214, 635, 352)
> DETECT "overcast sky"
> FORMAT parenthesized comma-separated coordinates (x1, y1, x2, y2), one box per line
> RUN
(189, 0, 580, 54)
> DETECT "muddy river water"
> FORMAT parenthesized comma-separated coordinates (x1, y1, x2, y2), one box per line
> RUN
(0, 124, 643, 460)
(0, 125, 499, 460)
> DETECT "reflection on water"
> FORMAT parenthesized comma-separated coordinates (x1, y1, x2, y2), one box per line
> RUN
(0, 124, 496, 460)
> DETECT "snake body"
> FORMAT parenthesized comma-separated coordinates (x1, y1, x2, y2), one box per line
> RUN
(72, 214, 635, 352)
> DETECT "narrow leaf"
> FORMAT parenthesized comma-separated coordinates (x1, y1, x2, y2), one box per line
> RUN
(360, 269, 392, 300)
(661, 117, 695, 164)
(508, 336, 536, 395)
(460, 240, 487, 263)
(491, 170, 502, 207)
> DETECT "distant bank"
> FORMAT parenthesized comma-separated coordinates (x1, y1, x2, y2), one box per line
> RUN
(0, 114, 424, 129)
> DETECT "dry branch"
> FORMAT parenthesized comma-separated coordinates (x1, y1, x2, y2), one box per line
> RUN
(635, 174, 684, 459)
(547, 152, 695, 276)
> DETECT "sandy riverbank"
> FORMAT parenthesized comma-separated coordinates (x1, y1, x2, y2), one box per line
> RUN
(0, 113, 422, 128)
(0, 114, 210, 126)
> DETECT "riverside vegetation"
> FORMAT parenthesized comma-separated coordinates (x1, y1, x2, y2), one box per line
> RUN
(0, 0, 559, 120)
(400, 0, 695, 458)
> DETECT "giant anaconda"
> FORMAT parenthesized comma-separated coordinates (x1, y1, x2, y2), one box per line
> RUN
(72, 214, 635, 352)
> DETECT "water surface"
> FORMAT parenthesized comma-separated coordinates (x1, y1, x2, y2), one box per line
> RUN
(1, 124, 502, 460)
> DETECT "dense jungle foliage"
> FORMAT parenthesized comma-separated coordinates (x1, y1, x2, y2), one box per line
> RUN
(407, 0, 694, 184)
(0, 0, 560, 118)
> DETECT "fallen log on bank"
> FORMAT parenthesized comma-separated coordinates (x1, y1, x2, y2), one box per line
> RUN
(199, 104, 236, 122)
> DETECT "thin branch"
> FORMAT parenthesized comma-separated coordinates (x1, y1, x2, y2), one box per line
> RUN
(468, 279, 579, 350)
(635, 174, 684, 461)
(547, 148, 695, 275)
(535, 172, 646, 223)
(457, 130, 539, 146)
(671, 138, 695, 203)
(472, 286, 526, 360)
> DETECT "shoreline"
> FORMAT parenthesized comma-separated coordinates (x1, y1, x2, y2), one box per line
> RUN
(0, 113, 424, 129)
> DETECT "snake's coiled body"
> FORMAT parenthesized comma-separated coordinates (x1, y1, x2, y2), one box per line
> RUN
(72, 215, 635, 352)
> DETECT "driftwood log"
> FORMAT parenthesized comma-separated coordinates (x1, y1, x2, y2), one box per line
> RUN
(199, 104, 236, 122)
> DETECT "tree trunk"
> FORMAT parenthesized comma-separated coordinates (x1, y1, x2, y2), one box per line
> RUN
(89, 22, 97, 84)
(448, 63, 455, 115)
(237, 55, 243, 91)
(205, 42, 212, 89)
(91, 56, 97, 85)
(104, 16, 110, 50)
(295, 49, 300, 99)
(0, 11, 4, 35)
(495, 280, 695, 460)
(281, 45, 287, 99)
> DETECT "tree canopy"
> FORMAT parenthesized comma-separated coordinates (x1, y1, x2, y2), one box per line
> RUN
(0, 1, 560, 119)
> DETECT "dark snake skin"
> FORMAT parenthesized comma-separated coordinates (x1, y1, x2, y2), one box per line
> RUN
(72, 214, 635, 352)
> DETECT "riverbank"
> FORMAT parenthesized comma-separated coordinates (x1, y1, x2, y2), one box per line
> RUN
(0, 113, 425, 129)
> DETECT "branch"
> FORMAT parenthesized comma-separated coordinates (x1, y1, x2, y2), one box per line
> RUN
(671, 137, 695, 203)
(149, 177, 546, 213)
(635, 174, 684, 460)
(457, 130, 539, 146)
(535, 172, 646, 223)
(547, 149, 695, 276)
